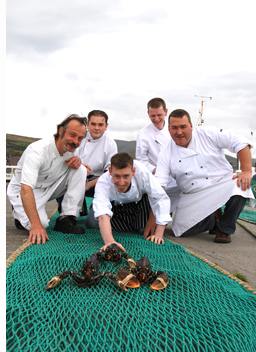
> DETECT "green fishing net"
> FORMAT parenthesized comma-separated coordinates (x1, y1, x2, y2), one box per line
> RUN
(6, 201, 256, 351)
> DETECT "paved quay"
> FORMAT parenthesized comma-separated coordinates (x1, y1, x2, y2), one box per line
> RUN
(6, 184, 256, 289)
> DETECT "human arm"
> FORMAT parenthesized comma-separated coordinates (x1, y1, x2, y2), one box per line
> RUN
(98, 214, 125, 252)
(143, 209, 165, 244)
(82, 163, 92, 175)
(232, 146, 252, 191)
(136, 133, 156, 174)
(86, 177, 99, 192)
(20, 184, 50, 245)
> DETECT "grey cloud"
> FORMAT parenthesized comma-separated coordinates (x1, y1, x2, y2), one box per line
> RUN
(7, 0, 121, 55)
(7, 0, 167, 56)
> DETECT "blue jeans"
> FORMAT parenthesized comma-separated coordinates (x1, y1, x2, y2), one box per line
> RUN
(181, 195, 246, 236)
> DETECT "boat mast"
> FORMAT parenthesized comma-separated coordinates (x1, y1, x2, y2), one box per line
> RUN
(194, 95, 212, 126)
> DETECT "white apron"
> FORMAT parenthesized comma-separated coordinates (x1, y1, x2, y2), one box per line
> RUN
(172, 172, 255, 237)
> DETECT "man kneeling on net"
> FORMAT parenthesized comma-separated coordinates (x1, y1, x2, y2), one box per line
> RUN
(85, 152, 172, 252)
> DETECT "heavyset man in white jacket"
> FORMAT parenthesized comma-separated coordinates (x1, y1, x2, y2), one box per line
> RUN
(136, 98, 180, 213)
(155, 109, 255, 243)
(85, 152, 172, 252)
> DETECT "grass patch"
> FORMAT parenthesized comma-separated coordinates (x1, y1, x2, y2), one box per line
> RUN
(234, 271, 247, 282)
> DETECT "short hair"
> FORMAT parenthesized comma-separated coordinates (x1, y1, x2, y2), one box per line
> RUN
(111, 153, 133, 170)
(54, 114, 87, 139)
(88, 110, 108, 124)
(147, 98, 166, 111)
(168, 109, 192, 124)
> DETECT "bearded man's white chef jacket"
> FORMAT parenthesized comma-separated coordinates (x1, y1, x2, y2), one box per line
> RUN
(93, 160, 172, 226)
(79, 132, 117, 177)
(155, 126, 255, 237)
(7, 137, 87, 228)
(136, 122, 181, 212)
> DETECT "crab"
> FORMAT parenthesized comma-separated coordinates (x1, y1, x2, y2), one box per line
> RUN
(116, 256, 169, 291)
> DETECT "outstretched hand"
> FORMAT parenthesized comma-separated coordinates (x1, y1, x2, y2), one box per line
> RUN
(100, 241, 126, 253)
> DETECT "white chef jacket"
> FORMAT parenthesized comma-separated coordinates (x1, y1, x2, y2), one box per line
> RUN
(9, 137, 80, 190)
(7, 137, 87, 227)
(155, 126, 255, 236)
(78, 132, 117, 177)
(136, 122, 170, 173)
(136, 121, 181, 212)
(93, 160, 172, 226)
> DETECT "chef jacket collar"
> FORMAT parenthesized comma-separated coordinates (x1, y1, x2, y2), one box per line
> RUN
(151, 122, 165, 133)
(176, 133, 198, 159)
(86, 131, 106, 143)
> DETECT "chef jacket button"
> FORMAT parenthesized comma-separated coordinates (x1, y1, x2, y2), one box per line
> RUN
(179, 160, 181, 162)
(192, 183, 194, 185)
(201, 166, 203, 168)
(206, 177, 208, 179)
(185, 173, 188, 175)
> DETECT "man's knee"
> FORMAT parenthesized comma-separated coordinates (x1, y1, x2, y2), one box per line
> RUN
(85, 209, 99, 229)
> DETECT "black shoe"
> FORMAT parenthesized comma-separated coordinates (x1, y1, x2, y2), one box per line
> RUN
(15, 219, 28, 231)
(54, 216, 85, 234)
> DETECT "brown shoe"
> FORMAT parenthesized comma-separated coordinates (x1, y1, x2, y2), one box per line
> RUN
(214, 230, 231, 243)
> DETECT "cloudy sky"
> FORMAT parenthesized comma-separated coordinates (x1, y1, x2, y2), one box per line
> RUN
(5, 0, 256, 156)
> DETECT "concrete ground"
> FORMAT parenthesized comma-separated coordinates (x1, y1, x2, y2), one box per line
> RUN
(6, 183, 256, 289)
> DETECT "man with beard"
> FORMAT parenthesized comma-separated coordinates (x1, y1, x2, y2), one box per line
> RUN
(7, 114, 87, 245)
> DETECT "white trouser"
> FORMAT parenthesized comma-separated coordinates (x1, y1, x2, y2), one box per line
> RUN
(8, 166, 87, 230)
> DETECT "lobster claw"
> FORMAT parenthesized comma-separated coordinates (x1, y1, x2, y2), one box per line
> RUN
(104, 271, 136, 291)
(117, 268, 140, 289)
(45, 275, 62, 290)
(151, 273, 169, 291)
(45, 270, 72, 290)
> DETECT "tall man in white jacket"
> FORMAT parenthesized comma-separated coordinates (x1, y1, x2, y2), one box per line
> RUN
(155, 109, 255, 243)
(85, 153, 172, 252)
(136, 98, 180, 213)
(7, 115, 87, 245)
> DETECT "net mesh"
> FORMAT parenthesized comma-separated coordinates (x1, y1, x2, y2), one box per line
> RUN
(6, 202, 256, 351)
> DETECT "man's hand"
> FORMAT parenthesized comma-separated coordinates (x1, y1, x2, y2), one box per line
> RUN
(100, 241, 126, 252)
(146, 235, 164, 244)
(152, 168, 156, 175)
(21, 184, 50, 245)
(28, 223, 50, 245)
(232, 171, 252, 191)
(65, 156, 81, 169)
(146, 224, 166, 245)
(82, 163, 92, 175)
